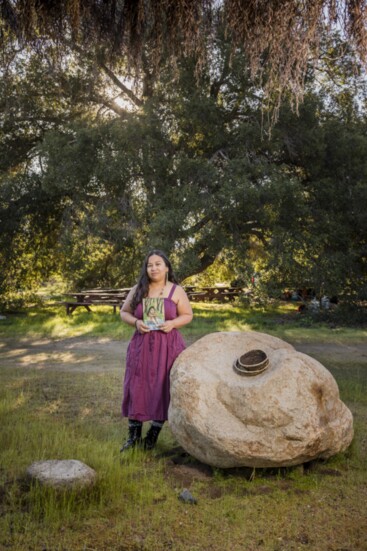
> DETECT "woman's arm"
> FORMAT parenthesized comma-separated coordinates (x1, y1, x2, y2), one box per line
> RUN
(120, 286, 136, 325)
(160, 286, 193, 333)
(120, 286, 150, 333)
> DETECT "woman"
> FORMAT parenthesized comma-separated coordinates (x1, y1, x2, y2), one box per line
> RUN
(120, 249, 193, 451)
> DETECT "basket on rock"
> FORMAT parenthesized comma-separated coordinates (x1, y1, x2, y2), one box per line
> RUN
(233, 349, 269, 376)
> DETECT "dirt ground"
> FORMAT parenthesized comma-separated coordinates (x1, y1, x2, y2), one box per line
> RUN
(1, 336, 367, 373)
(0, 336, 127, 373)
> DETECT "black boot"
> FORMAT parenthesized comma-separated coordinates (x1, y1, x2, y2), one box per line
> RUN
(143, 421, 164, 450)
(120, 420, 142, 452)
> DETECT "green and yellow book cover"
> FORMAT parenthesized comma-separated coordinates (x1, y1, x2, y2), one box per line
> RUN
(143, 298, 165, 330)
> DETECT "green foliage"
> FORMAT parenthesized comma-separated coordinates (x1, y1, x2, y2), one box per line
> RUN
(308, 302, 367, 327)
(1, 33, 367, 304)
(257, 96, 367, 299)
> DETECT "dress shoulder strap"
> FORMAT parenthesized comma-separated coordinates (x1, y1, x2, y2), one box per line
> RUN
(168, 284, 177, 300)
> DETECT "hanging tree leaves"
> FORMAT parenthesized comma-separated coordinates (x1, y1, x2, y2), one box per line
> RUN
(1, 21, 367, 300)
(1, 1, 367, 117)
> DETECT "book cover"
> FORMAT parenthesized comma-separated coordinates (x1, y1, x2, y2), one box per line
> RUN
(143, 297, 165, 330)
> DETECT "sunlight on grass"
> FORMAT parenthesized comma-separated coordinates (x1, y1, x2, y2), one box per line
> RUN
(0, 306, 133, 340)
(1, 301, 366, 344)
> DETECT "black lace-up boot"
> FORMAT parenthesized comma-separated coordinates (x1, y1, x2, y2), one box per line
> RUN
(120, 420, 142, 452)
(143, 421, 164, 450)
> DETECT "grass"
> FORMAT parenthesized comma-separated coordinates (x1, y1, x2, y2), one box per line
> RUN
(0, 301, 366, 550)
(1, 300, 366, 342)
(1, 364, 366, 550)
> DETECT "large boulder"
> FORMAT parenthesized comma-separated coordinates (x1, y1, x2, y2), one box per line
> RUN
(168, 332, 353, 468)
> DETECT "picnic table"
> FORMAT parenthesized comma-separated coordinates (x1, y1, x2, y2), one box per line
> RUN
(63, 285, 244, 314)
(62, 288, 131, 315)
(185, 286, 244, 302)
(201, 286, 244, 302)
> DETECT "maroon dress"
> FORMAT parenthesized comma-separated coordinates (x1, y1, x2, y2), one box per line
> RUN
(122, 284, 186, 421)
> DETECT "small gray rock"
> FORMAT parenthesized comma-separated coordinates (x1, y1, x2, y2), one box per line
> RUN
(178, 488, 197, 504)
(26, 460, 96, 488)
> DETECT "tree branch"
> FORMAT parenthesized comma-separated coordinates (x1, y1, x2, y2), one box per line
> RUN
(91, 93, 130, 118)
(180, 214, 212, 237)
(63, 38, 144, 108)
(210, 51, 230, 100)
(98, 62, 143, 107)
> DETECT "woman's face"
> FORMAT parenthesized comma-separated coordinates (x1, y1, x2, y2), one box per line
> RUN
(147, 254, 169, 283)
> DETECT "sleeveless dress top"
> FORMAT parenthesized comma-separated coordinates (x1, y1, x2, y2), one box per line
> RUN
(122, 284, 186, 421)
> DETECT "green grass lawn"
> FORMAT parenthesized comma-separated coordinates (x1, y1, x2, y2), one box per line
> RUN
(0, 301, 366, 550)
(1, 300, 366, 342)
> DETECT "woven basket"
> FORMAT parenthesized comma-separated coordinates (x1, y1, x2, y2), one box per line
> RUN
(233, 349, 269, 376)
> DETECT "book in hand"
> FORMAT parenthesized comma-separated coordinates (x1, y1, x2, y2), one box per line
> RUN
(143, 298, 165, 330)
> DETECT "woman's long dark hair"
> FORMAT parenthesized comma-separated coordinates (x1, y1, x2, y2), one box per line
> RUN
(130, 249, 179, 312)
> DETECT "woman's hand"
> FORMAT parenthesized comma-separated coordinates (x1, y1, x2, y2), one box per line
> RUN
(135, 320, 150, 334)
(159, 320, 176, 333)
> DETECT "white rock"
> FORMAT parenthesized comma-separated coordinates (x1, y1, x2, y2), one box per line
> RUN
(26, 460, 96, 488)
(168, 332, 354, 468)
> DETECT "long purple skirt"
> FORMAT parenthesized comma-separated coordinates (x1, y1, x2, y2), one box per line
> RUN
(122, 297, 186, 421)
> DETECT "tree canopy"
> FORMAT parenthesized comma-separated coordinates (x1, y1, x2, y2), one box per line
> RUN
(1, 28, 367, 305)
(1, 0, 367, 115)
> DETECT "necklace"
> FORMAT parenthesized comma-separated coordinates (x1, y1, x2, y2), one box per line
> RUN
(149, 284, 166, 298)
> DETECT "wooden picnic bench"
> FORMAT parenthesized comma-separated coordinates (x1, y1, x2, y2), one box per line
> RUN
(62, 288, 131, 315)
(186, 291, 208, 302)
(185, 286, 245, 302)
(63, 285, 245, 314)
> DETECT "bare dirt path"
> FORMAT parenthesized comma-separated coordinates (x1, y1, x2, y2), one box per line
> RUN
(1, 336, 367, 372)
(0, 337, 127, 372)
(288, 340, 367, 363)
